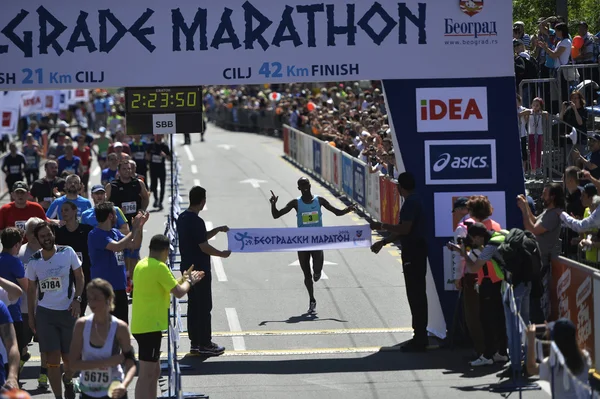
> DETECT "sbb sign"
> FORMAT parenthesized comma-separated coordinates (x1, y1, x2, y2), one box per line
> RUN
(416, 87, 488, 132)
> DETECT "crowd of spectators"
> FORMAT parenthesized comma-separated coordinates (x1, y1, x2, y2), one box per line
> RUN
(206, 82, 399, 180)
(513, 16, 600, 178)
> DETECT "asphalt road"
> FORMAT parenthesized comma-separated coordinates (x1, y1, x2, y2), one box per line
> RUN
(5, 124, 551, 399)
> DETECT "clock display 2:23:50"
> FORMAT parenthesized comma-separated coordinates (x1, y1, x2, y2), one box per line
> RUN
(130, 92, 198, 109)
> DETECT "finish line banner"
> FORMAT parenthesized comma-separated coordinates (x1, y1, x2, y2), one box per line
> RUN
(227, 225, 371, 253)
(0, 0, 512, 89)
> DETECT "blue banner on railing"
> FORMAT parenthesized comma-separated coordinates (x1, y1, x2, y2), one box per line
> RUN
(342, 154, 353, 198)
(353, 160, 366, 207)
(313, 140, 322, 176)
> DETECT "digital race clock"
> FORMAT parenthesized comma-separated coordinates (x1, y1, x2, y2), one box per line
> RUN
(125, 86, 202, 114)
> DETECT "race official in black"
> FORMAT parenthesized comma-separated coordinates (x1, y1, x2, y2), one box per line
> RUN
(370, 172, 429, 352)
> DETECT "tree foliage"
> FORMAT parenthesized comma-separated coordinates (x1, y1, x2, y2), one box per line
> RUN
(513, 0, 600, 35)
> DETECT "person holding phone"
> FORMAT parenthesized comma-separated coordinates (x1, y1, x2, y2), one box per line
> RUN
(447, 223, 508, 367)
(526, 319, 591, 397)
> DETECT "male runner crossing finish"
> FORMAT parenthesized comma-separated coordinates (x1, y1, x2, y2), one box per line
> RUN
(270, 177, 355, 313)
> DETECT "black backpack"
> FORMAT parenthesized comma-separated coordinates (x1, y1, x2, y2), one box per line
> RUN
(522, 55, 539, 79)
(490, 228, 542, 286)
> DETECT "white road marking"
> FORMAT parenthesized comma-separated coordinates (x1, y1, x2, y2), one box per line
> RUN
(225, 308, 246, 351)
(240, 179, 267, 188)
(191, 165, 198, 174)
(92, 166, 101, 176)
(288, 260, 329, 280)
(213, 256, 227, 282)
(184, 146, 195, 162)
(205, 221, 215, 241)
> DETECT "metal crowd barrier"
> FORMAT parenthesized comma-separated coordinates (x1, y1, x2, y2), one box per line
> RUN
(518, 63, 600, 185)
(161, 137, 208, 399)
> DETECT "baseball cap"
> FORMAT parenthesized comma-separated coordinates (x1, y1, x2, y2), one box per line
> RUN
(589, 133, 600, 142)
(113, 142, 123, 148)
(514, 21, 525, 26)
(91, 184, 106, 194)
(98, 127, 106, 133)
(12, 181, 29, 192)
(452, 197, 469, 212)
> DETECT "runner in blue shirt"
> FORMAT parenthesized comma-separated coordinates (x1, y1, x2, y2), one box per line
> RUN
(57, 144, 82, 176)
(0, 300, 18, 389)
(88, 202, 147, 324)
(81, 185, 128, 228)
(0, 228, 28, 369)
(46, 175, 92, 221)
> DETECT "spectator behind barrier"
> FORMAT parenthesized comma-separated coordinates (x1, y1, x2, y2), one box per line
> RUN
(526, 319, 591, 398)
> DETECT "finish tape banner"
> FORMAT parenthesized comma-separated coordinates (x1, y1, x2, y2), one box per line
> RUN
(227, 225, 372, 253)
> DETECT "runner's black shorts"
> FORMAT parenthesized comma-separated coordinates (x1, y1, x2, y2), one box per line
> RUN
(133, 332, 162, 362)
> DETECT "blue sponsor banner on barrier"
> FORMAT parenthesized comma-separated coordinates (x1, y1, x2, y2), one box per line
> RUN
(313, 140, 322, 176)
(353, 160, 366, 207)
(342, 154, 353, 198)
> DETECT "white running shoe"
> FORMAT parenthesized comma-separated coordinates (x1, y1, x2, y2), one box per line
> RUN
(493, 352, 509, 363)
(470, 355, 493, 367)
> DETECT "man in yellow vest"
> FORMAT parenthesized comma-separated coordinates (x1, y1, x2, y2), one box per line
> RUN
(449, 222, 508, 367)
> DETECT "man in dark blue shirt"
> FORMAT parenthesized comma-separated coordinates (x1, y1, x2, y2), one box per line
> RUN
(0, 227, 29, 369)
(370, 172, 428, 352)
(176, 186, 230, 356)
(88, 202, 147, 323)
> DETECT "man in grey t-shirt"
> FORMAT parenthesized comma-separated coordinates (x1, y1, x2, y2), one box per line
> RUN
(517, 184, 565, 322)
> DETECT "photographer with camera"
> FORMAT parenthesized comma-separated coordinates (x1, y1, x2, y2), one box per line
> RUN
(448, 222, 509, 367)
(450, 196, 503, 364)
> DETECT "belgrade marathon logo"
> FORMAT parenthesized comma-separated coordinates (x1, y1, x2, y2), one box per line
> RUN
(416, 87, 488, 133)
(233, 232, 253, 251)
(444, 0, 498, 46)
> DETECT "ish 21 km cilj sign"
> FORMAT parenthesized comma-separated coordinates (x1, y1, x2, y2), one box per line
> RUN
(0, 0, 521, 339)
